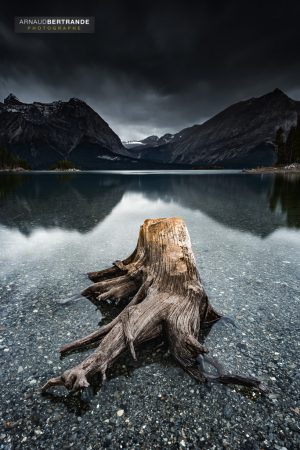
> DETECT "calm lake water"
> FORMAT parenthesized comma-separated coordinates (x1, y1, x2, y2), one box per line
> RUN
(0, 171, 300, 449)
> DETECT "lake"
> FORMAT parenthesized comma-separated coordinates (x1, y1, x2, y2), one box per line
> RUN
(0, 171, 299, 449)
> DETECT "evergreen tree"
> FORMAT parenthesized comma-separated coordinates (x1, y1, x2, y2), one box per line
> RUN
(0, 146, 30, 169)
(274, 127, 285, 165)
(286, 126, 296, 163)
(292, 117, 300, 163)
(283, 116, 300, 164)
(51, 160, 77, 170)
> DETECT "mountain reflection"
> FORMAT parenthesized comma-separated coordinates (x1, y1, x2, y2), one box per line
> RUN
(129, 174, 285, 237)
(0, 172, 299, 237)
(269, 174, 300, 228)
(0, 173, 126, 234)
(0, 174, 24, 199)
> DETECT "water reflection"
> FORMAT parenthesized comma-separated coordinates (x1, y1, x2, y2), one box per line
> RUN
(269, 174, 300, 228)
(0, 173, 125, 234)
(0, 174, 24, 199)
(0, 172, 299, 237)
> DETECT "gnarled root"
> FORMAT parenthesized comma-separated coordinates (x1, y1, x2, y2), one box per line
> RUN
(42, 218, 266, 395)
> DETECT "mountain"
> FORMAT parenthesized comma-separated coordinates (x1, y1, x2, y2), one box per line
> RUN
(122, 135, 160, 149)
(122, 140, 147, 150)
(2, 89, 299, 170)
(123, 134, 175, 150)
(141, 135, 160, 146)
(129, 89, 300, 168)
(0, 94, 136, 169)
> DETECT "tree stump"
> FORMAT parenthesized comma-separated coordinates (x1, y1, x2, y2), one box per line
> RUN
(42, 217, 266, 393)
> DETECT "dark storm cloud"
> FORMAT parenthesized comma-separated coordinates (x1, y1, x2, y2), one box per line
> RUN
(1, 0, 300, 139)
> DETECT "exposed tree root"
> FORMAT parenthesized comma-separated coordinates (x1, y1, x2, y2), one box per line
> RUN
(42, 217, 267, 394)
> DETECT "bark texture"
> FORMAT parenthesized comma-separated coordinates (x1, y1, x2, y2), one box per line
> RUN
(42, 217, 266, 393)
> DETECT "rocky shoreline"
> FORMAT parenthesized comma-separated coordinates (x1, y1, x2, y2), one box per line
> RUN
(0, 168, 81, 173)
(0, 167, 29, 172)
(245, 163, 300, 174)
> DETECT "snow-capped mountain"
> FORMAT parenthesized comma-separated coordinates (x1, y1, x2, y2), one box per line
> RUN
(123, 134, 174, 149)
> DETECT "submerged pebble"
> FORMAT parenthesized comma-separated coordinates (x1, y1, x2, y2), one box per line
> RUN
(0, 172, 300, 449)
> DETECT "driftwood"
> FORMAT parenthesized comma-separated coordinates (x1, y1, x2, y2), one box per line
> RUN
(42, 217, 266, 393)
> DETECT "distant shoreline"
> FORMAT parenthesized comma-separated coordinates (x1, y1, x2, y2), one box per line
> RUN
(0, 167, 29, 173)
(0, 167, 81, 173)
(1, 165, 300, 174)
(244, 163, 300, 174)
(0, 168, 238, 173)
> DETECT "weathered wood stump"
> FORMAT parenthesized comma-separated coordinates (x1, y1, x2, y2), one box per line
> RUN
(42, 217, 266, 393)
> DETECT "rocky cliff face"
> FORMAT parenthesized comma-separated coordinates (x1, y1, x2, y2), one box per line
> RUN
(130, 89, 300, 168)
(0, 94, 132, 169)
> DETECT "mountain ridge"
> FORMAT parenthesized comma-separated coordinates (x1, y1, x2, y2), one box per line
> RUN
(128, 89, 300, 168)
(0, 94, 133, 169)
(1, 89, 299, 169)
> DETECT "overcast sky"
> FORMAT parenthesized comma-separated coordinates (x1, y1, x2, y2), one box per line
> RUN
(1, 0, 300, 140)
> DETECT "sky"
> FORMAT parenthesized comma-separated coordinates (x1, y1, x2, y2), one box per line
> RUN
(1, 0, 300, 140)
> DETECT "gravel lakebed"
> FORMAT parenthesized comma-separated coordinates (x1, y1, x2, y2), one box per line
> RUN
(1, 253, 299, 450)
(0, 173, 300, 449)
